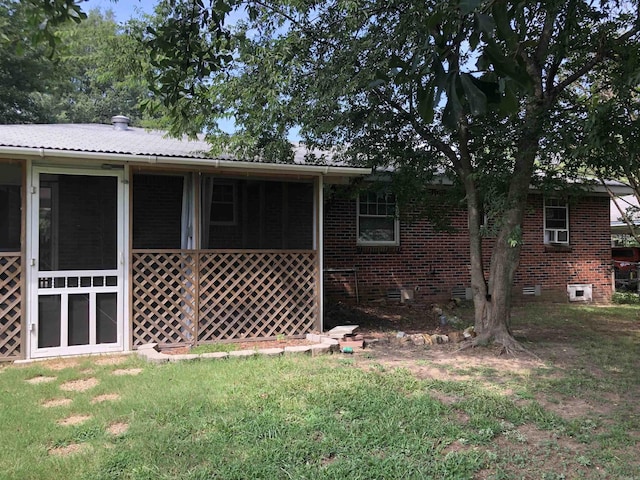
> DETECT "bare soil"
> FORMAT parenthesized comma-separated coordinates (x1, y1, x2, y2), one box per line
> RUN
(91, 393, 121, 404)
(57, 414, 92, 426)
(48, 443, 89, 456)
(111, 368, 143, 376)
(60, 378, 99, 392)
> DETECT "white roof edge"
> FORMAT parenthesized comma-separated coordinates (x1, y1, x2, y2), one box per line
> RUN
(0, 145, 371, 178)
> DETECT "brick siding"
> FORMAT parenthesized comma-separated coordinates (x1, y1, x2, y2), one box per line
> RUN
(323, 191, 613, 303)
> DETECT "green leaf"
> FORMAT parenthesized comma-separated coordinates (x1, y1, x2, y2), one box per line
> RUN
(475, 13, 495, 36)
(459, 0, 482, 15)
(417, 85, 435, 124)
(460, 73, 487, 116)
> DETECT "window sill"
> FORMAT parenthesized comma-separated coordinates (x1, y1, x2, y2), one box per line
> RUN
(544, 243, 572, 253)
(357, 244, 401, 254)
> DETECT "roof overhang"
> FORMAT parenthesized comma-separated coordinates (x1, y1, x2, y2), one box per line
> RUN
(0, 146, 370, 184)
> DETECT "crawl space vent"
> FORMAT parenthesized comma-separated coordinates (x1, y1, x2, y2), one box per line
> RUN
(567, 284, 592, 302)
(451, 287, 473, 300)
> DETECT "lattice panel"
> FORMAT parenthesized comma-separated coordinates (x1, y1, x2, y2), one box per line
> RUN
(132, 253, 197, 346)
(198, 252, 317, 342)
(0, 255, 22, 360)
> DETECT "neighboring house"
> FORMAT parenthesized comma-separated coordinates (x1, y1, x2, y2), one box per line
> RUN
(0, 117, 369, 361)
(324, 181, 631, 306)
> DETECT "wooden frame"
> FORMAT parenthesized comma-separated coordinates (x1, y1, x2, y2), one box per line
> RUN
(131, 250, 318, 347)
(0, 159, 25, 361)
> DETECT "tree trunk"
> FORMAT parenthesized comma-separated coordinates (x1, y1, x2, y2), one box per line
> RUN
(466, 109, 543, 353)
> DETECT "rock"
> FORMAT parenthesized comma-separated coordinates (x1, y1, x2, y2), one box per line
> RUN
(410, 334, 425, 346)
(431, 305, 443, 316)
(396, 331, 406, 338)
(448, 331, 465, 343)
(430, 334, 450, 344)
(463, 326, 477, 338)
(422, 334, 433, 345)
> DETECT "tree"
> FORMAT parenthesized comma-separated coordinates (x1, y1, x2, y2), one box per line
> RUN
(28, 0, 640, 352)
(47, 9, 163, 126)
(0, 0, 57, 123)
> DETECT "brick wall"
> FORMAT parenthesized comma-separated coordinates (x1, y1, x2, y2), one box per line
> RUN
(323, 191, 613, 303)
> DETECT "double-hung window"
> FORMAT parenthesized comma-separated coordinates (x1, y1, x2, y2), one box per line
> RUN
(357, 192, 399, 245)
(209, 182, 237, 225)
(544, 198, 569, 244)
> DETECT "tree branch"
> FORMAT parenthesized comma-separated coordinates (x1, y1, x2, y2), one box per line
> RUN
(372, 88, 461, 170)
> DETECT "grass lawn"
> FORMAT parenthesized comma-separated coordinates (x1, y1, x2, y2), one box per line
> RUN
(0, 304, 639, 479)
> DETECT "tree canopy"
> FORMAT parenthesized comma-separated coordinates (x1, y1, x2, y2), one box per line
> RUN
(20, 0, 640, 351)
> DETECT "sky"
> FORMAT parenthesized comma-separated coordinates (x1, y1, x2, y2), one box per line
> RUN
(84, 0, 157, 22)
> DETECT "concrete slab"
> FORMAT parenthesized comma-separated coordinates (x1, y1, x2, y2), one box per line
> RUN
(229, 350, 257, 358)
(326, 325, 359, 339)
(199, 352, 229, 360)
(256, 348, 284, 356)
(284, 345, 312, 355)
(168, 354, 200, 362)
(310, 344, 332, 356)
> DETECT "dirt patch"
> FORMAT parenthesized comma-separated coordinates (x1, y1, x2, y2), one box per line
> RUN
(44, 359, 80, 371)
(91, 393, 121, 404)
(26, 376, 57, 385)
(57, 414, 92, 426)
(48, 443, 89, 456)
(112, 368, 143, 376)
(107, 422, 129, 436)
(94, 356, 129, 366)
(42, 398, 72, 408)
(60, 377, 99, 392)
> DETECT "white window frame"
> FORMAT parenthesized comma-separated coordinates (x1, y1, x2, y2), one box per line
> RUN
(357, 191, 400, 246)
(544, 198, 569, 244)
(209, 181, 237, 226)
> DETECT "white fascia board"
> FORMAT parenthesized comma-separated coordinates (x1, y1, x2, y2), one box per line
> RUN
(0, 146, 370, 180)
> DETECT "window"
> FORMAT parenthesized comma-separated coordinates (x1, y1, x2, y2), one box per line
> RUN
(209, 182, 237, 225)
(544, 198, 569, 244)
(357, 192, 399, 245)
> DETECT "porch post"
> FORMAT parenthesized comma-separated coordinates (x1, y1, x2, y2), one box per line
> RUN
(316, 175, 324, 333)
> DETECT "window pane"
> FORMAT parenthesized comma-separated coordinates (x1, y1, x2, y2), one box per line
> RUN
(68, 294, 89, 346)
(97, 293, 118, 344)
(545, 207, 567, 229)
(359, 217, 395, 242)
(38, 295, 61, 348)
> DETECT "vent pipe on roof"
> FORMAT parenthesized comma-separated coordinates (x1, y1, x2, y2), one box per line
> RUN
(111, 115, 130, 131)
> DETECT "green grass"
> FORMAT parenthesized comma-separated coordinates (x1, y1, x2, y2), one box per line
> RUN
(0, 304, 639, 479)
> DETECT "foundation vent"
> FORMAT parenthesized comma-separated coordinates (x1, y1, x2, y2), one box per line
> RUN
(522, 285, 542, 296)
(451, 287, 473, 300)
(567, 284, 592, 302)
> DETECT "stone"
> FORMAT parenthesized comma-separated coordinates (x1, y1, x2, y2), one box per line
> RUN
(200, 351, 229, 360)
(463, 326, 476, 338)
(284, 345, 313, 355)
(448, 331, 465, 343)
(168, 354, 200, 363)
(310, 344, 332, 356)
(327, 325, 360, 339)
(256, 348, 284, 356)
(430, 334, 450, 344)
(229, 350, 257, 358)
(422, 334, 434, 345)
(410, 334, 425, 346)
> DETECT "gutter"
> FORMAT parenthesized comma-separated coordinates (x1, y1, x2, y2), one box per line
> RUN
(0, 146, 371, 178)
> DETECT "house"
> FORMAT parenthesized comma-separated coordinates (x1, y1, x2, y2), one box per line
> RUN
(0, 117, 369, 361)
(0, 118, 629, 362)
(323, 180, 629, 306)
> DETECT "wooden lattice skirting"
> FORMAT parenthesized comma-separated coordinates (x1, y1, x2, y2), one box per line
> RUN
(0, 254, 22, 361)
(132, 251, 318, 347)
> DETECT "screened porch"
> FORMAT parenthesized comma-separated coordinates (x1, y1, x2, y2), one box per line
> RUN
(130, 170, 319, 348)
